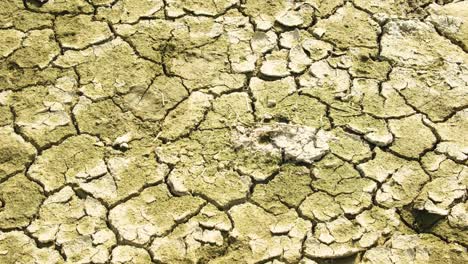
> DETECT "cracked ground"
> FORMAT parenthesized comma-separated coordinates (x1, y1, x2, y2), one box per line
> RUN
(0, 0, 467, 263)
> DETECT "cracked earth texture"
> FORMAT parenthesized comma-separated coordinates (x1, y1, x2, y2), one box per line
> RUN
(0, 0, 467, 263)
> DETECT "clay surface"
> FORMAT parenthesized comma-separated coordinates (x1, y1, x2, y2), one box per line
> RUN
(0, 0, 467, 263)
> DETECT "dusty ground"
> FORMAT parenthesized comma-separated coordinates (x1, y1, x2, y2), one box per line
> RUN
(0, 0, 467, 263)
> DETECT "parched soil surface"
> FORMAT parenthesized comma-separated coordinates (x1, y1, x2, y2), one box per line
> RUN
(0, 0, 467, 263)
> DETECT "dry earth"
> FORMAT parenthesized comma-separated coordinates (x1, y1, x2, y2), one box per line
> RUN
(0, 0, 467, 263)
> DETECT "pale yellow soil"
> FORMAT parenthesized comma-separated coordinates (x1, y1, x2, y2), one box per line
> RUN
(0, 0, 467, 263)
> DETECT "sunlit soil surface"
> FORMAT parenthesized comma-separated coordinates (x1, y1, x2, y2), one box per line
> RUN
(0, 0, 467, 263)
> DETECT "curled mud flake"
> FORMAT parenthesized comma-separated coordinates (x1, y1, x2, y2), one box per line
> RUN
(298, 258, 319, 264)
(234, 123, 332, 164)
(251, 31, 278, 54)
(260, 59, 291, 78)
(448, 202, 468, 229)
(279, 29, 306, 49)
(275, 4, 314, 28)
(305, 207, 403, 259)
(230, 49, 257, 73)
(355, 207, 403, 236)
(304, 216, 364, 259)
(260, 49, 291, 78)
(222, 11, 257, 74)
(276, 10, 304, 27)
(288, 45, 312, 73)
(301, 38, 333, 61)
(280, 30, 304, 49)
(419, 173, 468, 245)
